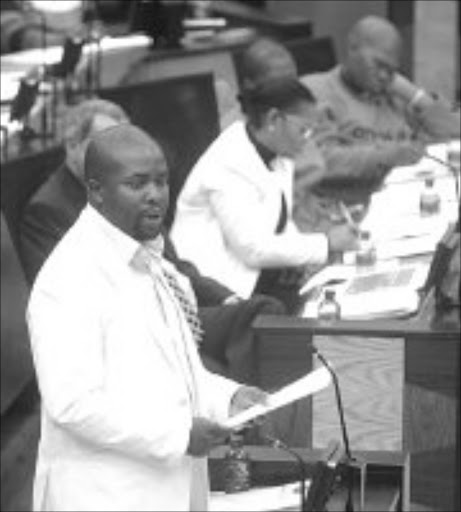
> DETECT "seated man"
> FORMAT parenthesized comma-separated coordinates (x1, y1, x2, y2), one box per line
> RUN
(26, 122, 267, 511)
(300, 15, 459, 191)
(171, 77, 357, 310)
(219, 35, 299, 128)
(20, 98, 283, 383)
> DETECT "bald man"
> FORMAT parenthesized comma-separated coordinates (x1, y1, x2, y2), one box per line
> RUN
(300, 16, 458, 182)
(27, 123, 267, 511)
(294, 15, 459, 232)
(219, 36, 299, 128)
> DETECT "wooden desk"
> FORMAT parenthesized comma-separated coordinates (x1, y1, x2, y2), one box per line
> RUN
(251, 295, 459, 511)
(209, 446, 409, 511)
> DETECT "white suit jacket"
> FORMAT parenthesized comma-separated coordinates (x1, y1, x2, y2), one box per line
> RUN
(171, 121, 328, 298)
(27, 206, 239, 511)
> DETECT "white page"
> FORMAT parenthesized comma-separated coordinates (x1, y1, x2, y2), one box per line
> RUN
(223, 367, 331, 429)
(209, 481, 309, 511)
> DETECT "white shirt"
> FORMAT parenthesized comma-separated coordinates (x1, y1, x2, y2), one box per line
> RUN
(171, 121, 329, 298)
(27, 205, 239, 511)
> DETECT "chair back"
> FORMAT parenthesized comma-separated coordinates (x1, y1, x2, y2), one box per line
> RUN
(1, 145, 65, 258)
(98, 73, 220, 228)
(285, 36, 337, 77)
(1, 213, 34, 415)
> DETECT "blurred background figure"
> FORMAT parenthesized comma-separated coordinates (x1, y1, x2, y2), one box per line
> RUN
(1, 0, 83, 54)
(19, 98, 129, 284)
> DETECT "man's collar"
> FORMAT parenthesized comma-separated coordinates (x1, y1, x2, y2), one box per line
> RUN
(246, 123, 277, 169)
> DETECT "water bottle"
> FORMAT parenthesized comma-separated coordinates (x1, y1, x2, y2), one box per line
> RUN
(317, 289, 341, 321)
(223, 433, 251, 493)
(355, 230, 376, 266)
(419, 177, 440, 216)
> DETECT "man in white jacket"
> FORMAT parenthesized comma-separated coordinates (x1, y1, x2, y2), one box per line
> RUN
(27, 124, 266, 511)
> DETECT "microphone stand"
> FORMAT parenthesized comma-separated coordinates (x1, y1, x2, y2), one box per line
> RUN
(313, 346, 365, 512)
(263, 433, 307, 511)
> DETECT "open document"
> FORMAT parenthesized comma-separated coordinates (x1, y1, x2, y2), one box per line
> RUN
(222, 367, 331, 429)
(300, 260, 430, 320)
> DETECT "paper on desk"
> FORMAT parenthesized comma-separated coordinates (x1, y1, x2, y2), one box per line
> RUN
(209, 481, 308, 511)
(223, 367, 331, 429)
(384, 141, 458, 185)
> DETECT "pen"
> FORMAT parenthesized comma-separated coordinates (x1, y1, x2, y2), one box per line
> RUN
(339, 201, 360, 233)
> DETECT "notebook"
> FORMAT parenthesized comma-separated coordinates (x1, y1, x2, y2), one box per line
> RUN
(300, 261, 430, 320)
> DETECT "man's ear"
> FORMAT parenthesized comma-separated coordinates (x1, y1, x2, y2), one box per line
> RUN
(266, 107, 281, 131)
(86, 178, 103, 206)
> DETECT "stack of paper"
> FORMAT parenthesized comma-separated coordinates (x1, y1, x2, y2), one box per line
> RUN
(300, 260, 430, 320)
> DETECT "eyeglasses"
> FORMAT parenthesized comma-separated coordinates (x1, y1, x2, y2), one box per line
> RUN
(282, 113, 314, 140)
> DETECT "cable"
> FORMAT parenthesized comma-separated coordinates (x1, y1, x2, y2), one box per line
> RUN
(262, 433, 307, 511)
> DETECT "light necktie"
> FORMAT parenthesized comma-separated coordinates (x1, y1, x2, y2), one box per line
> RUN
(161, 265, 204, 347)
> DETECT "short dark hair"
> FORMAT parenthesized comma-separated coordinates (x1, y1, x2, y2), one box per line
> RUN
(239, 36, 297, 90)
(238, 77, 316, 127)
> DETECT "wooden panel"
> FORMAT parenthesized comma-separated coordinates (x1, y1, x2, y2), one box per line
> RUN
(312, 336, 403, 452)
(414, 0, 458, 102)
(404, 337, 459, 511)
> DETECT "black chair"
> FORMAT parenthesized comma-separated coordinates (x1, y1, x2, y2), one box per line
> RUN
(1, 213, 35, 415)
(0, 145, 65, 260)
(98, 73, 220, 228)
(285, 36, 337, 77)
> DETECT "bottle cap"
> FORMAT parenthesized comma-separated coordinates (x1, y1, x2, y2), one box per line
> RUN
(324, 289, 336, 300)
(424, 177, 434, 187)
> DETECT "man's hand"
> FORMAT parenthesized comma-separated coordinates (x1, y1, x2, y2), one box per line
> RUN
(326, 224, 359, 254)
(229, 386, 269, 417)
(222, 294, 243, 306)
(187, 417, 231, 457)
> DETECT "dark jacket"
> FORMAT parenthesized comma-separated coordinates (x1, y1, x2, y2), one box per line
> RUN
(19, 163, 232, 306)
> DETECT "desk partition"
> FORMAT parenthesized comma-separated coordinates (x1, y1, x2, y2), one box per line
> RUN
(252, 298, 459, 511)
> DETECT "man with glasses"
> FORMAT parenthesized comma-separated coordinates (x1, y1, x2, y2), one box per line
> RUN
(300, 15, 460, 190)
(171, 77, 357, 311)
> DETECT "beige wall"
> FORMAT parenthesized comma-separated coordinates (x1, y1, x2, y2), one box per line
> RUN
(413, 0, 459, 102)
(266, 0, 387, 61)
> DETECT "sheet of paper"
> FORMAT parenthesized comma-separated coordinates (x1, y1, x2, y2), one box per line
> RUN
(223, 367, 331, 429)
(209, 481, 309, 512)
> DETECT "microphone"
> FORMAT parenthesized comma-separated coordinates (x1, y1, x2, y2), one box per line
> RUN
(312, 347, 352, 461)
(263, 433, 308, 511)
(311, 345, 357, 512)
(264, 433, 345, 512)
(423, 150, 460, 202)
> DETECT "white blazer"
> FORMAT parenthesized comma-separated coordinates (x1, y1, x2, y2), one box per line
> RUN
(171, 121, 328, 298)
(27, 206, 239, 511)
